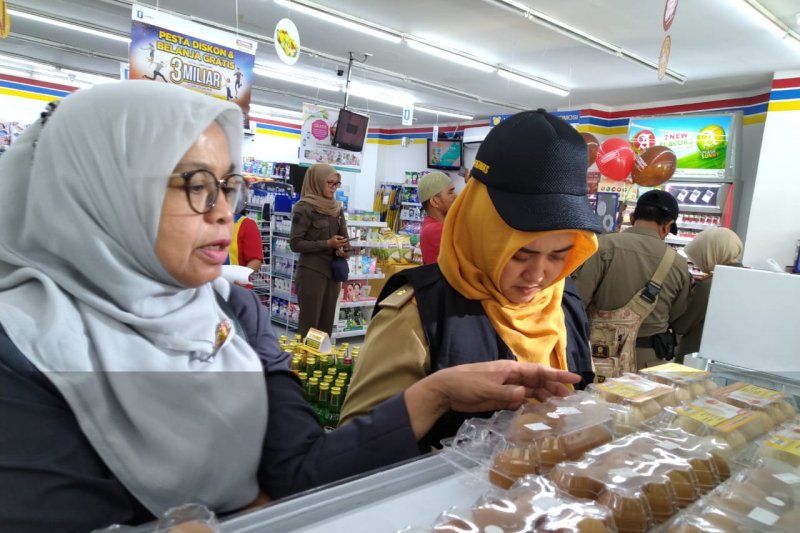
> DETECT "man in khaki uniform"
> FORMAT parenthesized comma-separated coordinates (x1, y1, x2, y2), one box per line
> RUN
(572, 190, 691, 368)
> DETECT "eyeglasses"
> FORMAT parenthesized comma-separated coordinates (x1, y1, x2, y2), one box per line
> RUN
(169, 170, 248, 214)
(326, 180, 342, 188)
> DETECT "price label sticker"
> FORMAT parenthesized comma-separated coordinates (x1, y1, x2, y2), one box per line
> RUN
(524, 422, 551, 432)
(747, 507, 779, 526)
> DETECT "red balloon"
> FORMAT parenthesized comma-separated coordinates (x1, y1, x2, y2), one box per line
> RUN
(581, 132, 600, 167)
(596, 138, 635, 181)
(632, 145, 677, 186)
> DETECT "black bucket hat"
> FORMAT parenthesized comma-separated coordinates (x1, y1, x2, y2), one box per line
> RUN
(470, 109, 602, 234)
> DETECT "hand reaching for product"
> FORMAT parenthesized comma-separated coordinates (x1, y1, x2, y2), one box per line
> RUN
(403, 360, 580, 440)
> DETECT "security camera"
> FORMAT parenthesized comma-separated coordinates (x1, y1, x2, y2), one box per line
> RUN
(336, 67, 344, 77)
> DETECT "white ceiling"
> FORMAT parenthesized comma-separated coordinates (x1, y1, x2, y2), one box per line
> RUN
(3, 0, 800, 126)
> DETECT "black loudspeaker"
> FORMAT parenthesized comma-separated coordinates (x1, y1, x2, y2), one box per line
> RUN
(595, 192, 619, 233)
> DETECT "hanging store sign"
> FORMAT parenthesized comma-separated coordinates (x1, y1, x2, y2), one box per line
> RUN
(299, 104, 364, 172)
(663, 0, 679, 31)
(130, 3, 257, 117)
(0, 0, 9, 39)
(657, 35, 671, 81)
(274, 18, 301, 65)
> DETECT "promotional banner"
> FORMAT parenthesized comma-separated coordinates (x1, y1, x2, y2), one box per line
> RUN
(130, 4, 257, 117)
(627, 114, 734, 180)
(299, 104, 363, 172)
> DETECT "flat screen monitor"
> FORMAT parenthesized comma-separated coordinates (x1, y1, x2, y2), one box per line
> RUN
(332, 108, 369, 152)
(427, 139, 463, 171)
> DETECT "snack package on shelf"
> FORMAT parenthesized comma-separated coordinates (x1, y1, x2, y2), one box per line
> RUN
(488, 393, 617, 488)
(445, 392, 628, 490)
(655, 396, 773, 451)
(422, 475, 617, 533)
(550, 432, 707, 532)
(639, 363, 719, 403)
(588, 373, 679, 434)
(757, 421, 800, 469)
(664, 463, 800, 533)
(711, 382, 797, 426)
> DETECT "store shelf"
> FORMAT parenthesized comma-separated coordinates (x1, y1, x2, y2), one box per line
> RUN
(348, 273, 385, 280)
(666, 235, 695, 245)
(401, 183, 418, 188)
(272, 250, 298, 260)
(271, 290, 298, 303)
(401, 201, 422, 206)
(331, 327, 368, 339)
(273, 231, 292, 238)
(337, 298, 377, 309)
(347, 220, 388, 228)
(400, 216, 423, 222)
(676, 204, 721, 214)
(678, 223, 719, 231)
(348, 240, 384, 248)
(270, 315, 299, 329)
(272, 271, 296, 280)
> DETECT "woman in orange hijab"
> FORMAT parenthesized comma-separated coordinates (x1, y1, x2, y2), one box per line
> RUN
(340, 110, 600, 444)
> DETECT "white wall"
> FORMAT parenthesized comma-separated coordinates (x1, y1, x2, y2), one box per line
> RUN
(732, 120, 765, 240)
(0, 94, 52, 124)
(743, 70, 800, 270)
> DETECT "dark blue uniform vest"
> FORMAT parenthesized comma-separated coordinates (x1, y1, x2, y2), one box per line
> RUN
(375, 264, 594, 447)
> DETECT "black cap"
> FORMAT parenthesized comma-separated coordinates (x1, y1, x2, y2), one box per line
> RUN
(636, 189, 679, 235)
(470, 109, 602, 233)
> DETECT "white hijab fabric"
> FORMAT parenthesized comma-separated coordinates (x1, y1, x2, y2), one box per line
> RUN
(0, 82, 267, 515)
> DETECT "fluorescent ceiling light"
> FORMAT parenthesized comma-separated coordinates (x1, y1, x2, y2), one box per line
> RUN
(346, 83, 414, 107)
(406, 39, 496, 73)
(249, 104, 304, 119)
(485, 0, 687, 84)
(498, 69, 569, 97)
(253, 66, 341, 92)
(274, 0, 402, 44)
(0, 53, 58, 72)
(8, 9, 131, 43)
(735, 0, 800, 41)
(415, 106, 473, 120)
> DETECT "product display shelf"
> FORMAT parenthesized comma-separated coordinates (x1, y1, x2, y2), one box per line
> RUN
(270, 211, 298, 333)
(348, 273, 385, 280)
(347, 220, 388, 228)
(401, 201, 422, 207)
(244, 199, 272, 306)
(338, 298, 377, 309)
(331, 327, 368, 340)
(398, 181, 422, 239)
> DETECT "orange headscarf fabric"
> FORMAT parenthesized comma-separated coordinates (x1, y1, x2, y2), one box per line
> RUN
(438, 180, 598, 369)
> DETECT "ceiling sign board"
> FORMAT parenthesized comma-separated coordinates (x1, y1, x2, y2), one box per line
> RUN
(0, 0, 9, 39)
(130, 4, 258, 117)
(663, 0, 679, 31)
(658, 35, 671, 81)
(275, 18, 300, 65)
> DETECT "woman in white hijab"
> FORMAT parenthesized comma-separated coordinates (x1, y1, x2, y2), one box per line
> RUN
(0, 81, 579, 531)
(672, 227, 744, 359)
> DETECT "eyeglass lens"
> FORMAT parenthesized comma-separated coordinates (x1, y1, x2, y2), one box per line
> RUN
(184, 170, 247, 214)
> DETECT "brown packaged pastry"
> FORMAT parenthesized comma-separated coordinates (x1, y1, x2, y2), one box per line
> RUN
(590, 373, 678, 424)
(639, 363, 717, 402)
(671, 396, 772, 448)
(596, 490, 649, 533)
(759, 423, 800, 469)
(712, 382, 797, 425)
(489, 446, 538, 489)
(471, 494, 528, 532)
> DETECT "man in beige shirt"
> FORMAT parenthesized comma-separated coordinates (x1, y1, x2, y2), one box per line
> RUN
(572, 190, 690, 368)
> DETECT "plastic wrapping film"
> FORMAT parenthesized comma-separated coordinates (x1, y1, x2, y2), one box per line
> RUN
(415, 475, 617, 533)
(710, 382, 797, 426)
(588, 374, 679, 435)
(638, 363, 720, 403)
(757, 419, 800, 470)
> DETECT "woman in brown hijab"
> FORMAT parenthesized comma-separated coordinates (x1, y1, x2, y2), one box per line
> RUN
(290, 164, 350, 336)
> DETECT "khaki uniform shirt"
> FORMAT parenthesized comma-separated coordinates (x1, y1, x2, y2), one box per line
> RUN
(572, 226, 690, 338)
(339, 285, 430, 426)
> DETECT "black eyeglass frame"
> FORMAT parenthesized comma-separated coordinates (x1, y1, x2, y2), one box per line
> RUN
(170, 170, 248, 215)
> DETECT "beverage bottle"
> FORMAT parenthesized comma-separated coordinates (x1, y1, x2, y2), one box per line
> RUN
(334, 378, 347, 400)
(319, 354, 331, 375)
(312, 370, 323, 381)
(305, 356, 317, 375)
(306, 377, 320, 418)
(317, 382, 331, 426)
(290, 356, 302, 374)
(343, 354, 354, 376)
(298, 372, 308, 392)
(326, 386, 342, 428)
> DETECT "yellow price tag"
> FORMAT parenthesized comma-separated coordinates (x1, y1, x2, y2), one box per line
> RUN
(766, 436, 800, 457)
(678, 405, 731, 427)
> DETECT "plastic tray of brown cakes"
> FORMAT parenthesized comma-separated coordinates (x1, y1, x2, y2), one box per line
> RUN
(644, 427, 733, 486)
(639, 363, 720, 403)
(549, 433, 705, 533)
(426, 475, 617, 533)
(711, 382, 797, 427)
(486, 392, 618, 489)
(757, 421, 800, 470)
(588, 374, 679, 435)
(659, 396, 773, 451)
(663, 463, 800, 533)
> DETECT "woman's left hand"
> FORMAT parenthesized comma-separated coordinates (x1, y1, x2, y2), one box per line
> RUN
(335, 247, 351, 258)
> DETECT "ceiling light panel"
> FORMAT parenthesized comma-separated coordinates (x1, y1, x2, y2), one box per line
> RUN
(415, 106, 474, 120)
(274, 0, 402, 43)
(498, 69, 569, 97)
(406, 39, 496, 73)
(8, 9, 131, 43)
